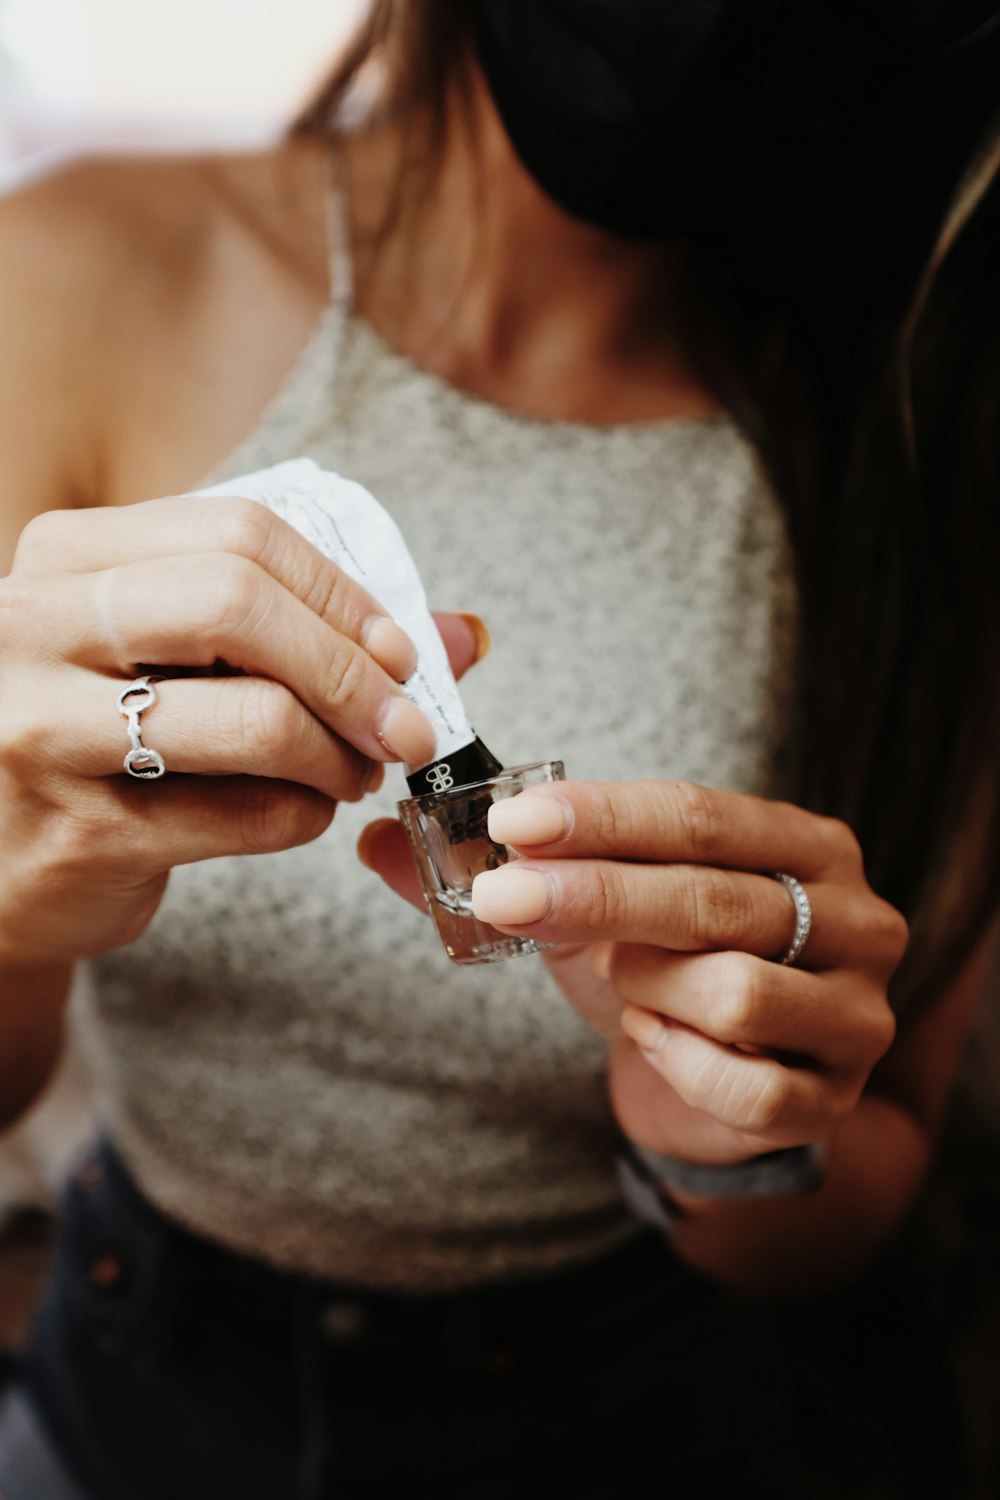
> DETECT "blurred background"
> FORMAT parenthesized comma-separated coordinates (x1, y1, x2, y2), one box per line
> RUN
(0, 0, 367, 176)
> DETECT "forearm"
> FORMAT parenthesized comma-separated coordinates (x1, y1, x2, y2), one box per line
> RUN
(0, 962, 72, 1129)
(670, 1092, 929, 1297)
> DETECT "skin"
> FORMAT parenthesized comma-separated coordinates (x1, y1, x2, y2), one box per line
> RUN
(0, 66, 989, 1293)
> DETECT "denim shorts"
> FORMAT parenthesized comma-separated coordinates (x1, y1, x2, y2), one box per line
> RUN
(0, 1141, 966, 1500)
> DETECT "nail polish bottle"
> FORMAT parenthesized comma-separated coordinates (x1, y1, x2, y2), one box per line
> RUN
(398, 753, 565, 964)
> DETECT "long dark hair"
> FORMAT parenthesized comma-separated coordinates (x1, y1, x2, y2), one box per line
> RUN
(294, 2, 1000, 1014)
(864, 133, 1000, 1003)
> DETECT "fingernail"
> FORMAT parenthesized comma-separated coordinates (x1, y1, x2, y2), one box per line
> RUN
(378, 697, 437, 764)
(363, 617, 418, 683)
(620, 1006, 670, 1054)
(488, 792, 568, 847)
(590, 942, 614, 979)
(457, 613, 491, 664)
(472, 867, 551, 926)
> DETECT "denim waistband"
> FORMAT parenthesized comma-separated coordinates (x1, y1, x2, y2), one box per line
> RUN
(14, 1138, 705, 1499)
(10, 1139, 962, 1500)
(71, 1138, 692, 1370)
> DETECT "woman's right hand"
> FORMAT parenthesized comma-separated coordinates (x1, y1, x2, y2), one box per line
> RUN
(0, 494, 447, 969)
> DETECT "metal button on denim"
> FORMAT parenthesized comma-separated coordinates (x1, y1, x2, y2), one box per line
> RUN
(87, 1250, 129, 1291)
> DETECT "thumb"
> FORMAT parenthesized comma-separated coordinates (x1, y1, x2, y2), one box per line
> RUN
(432, 612, 490, 682)
(357, 818, 427, 912)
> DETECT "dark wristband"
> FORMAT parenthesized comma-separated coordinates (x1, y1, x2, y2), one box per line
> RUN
(616, 1136, 826, 1232)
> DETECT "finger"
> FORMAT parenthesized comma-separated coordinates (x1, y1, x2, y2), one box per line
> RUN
(76, 774, 339, 874)
(353, 819, 631, 1043)
(616, 1012, 850, 1147)
(14, 498, 419, 682)
(56, 557, 437, 766)
(474, 858, 906, 976)
(432, 612, 490, 682)
(543, 944, 626, 1040)
(486, 779, 861, 882)
(49, 673, 379, 803)
(609, 1039, 768, 1164)
(610, 948, 896, 1070)
(471, 858, 851, 965)
(357, 818, 427, 910)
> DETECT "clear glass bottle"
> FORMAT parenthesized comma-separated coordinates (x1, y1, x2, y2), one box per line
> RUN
(398, 760, 566, 964)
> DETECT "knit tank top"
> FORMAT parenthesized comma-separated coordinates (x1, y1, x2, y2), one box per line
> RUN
(81, 179, 798, 1291)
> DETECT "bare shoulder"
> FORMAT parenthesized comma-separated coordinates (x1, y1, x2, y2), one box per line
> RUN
(0, 153, 221, 553)
(0, 151, 240, 377)
(0, 141, 327, 558)
(2, 150, 207, 260)
(0, 137, 325, 306)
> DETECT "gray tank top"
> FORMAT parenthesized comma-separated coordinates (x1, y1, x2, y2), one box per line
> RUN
(81, 178, 798, 1290)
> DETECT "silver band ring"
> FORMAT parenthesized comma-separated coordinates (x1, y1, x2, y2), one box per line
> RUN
(770, 871, 812, 966)
(116, 675, 166, 780)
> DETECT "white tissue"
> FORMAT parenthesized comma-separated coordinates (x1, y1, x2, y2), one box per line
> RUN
(195, 459, 474, 773)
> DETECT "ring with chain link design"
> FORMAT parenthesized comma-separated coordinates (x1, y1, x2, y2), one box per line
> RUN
(116, 675, 167, 780)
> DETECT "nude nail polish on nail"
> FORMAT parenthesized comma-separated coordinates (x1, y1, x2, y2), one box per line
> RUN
(471, 867, 551, 927)
(379, 698, 437, 765)
(623, 1008, 669, 1054)
(487, 793, 567, 847)
(363, 617, 418, 682)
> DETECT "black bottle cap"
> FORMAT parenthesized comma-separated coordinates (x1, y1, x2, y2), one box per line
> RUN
(404, 735, 504, 798)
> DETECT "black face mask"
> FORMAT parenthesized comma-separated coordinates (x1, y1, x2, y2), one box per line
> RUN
(470, 0, 1000, 239)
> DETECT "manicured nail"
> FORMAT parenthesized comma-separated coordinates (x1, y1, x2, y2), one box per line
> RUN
(590, 942, 614, 979)
(487, 792, 568, 847)
(457, 613, 491, 664)
(363, 617, 418, 682)
(472, 867, 551, 926)
(378, 697, 437, 764)
(620, 1006, 670, 1054)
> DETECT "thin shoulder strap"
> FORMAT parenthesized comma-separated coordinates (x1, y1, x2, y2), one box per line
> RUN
(324, 158, 355, 316)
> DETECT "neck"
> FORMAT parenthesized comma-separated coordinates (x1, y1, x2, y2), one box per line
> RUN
(343, 70, 717, 424)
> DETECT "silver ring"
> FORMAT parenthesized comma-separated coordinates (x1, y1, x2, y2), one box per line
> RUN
(770, 871, 812, 966)
(116, 675, 166, 780)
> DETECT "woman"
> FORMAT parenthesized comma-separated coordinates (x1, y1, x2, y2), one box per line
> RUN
(0, 2, 996, 1495)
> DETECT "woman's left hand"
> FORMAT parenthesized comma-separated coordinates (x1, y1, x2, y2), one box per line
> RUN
(359, 779, 907, 1167)
(476, 780, 907, 1164)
